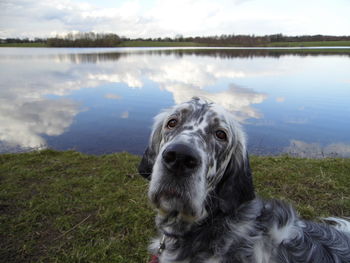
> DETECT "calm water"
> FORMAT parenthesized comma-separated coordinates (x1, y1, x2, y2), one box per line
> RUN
(1, 47, 350, 157)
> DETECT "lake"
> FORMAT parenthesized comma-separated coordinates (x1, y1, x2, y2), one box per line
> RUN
(1, 47, 350, 157)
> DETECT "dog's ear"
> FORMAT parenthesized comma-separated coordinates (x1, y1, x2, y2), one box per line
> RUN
(138, 147, 155, 180)
(216, 151, 255, 214)
(138, 111, 167, 180)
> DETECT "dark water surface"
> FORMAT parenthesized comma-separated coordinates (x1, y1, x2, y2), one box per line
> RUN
(1, 47, 350, 157)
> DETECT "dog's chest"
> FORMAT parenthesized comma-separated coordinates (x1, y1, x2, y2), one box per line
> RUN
(158, 253, 220, 263)
(151, 237, 221, 263)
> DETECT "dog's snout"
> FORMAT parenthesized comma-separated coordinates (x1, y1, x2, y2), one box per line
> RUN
(162, 143, 200, 172)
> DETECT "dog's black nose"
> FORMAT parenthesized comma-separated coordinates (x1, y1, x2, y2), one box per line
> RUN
(162, 143, 200, 172)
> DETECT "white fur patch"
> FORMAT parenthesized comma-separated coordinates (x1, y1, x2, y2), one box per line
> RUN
(253, 240, 274, 263)
(269, 220, 299, 245)
(203, 256, 221, 263)
(323, 217, 350, 234)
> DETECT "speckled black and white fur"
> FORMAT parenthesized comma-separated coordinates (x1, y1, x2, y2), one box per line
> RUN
(139, 97, 350, 263)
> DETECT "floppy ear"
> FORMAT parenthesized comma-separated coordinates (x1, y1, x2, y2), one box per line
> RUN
(138, 111, 167, 180)
(138, 147, 155, 180)
(216, 151, 255, 214)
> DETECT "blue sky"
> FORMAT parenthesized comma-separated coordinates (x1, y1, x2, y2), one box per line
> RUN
(1, 0, 349, 39)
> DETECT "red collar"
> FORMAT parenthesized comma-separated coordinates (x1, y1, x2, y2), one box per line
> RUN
(149, 255, 159, 263)
(150, 232, 179, 262)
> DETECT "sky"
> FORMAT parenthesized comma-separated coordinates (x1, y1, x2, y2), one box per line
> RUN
(0, 0, 349, 39)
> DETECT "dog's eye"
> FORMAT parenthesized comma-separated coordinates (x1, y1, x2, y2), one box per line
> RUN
(215, 130, 227, 141)
(167, 119, 178, 129)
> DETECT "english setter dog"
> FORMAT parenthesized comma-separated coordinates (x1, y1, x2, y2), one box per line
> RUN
(139, 97, 350, 263)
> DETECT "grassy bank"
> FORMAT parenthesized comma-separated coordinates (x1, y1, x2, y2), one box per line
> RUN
(0, 41, 204, 48)
(0, 43, 48, 48)
(262, 40, 350, 47)
(1, 40, 350, 49)
(117, 40, 205, 47)
(1, 150, 349, 262)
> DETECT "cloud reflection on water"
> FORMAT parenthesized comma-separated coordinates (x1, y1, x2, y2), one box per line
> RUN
(1, 48, 349, 157)
(0, 98, 81, 151)
(164, 84, 266, 122)
(285, 140, 350, 158)
(0, 50, 269, 151)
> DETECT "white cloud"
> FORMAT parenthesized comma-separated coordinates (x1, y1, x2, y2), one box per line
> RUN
(1, 0, 349, 38)
(0, 0, 145, 38)
(164, 84, 267, 122)
(149, 60, 216, 87)
(0, 54, 89, 150)
(0, 98, 81, 150)
(1, 49, 275, 150)
(88, 72, 143, 88)
(285, 140, 350, 158)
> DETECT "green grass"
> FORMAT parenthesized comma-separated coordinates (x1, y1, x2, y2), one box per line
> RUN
(0, 43, 48, 48)
(262, 40, 350, 47)
(117, 41, 205, 47)
(0, 41, 203, 48)
(0, 150, 154, 263)
(1, 150, 349, 262)
(1, 40, 350, 49)
(267, 48, 350, 54)
(117, 40, 350, 48)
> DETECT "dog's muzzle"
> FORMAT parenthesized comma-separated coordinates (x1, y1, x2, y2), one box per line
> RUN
(162, 143, 200, 176)
(149, 142, 204, 220)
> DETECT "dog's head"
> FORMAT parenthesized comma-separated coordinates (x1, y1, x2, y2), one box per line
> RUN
(139, 98, 255, 234)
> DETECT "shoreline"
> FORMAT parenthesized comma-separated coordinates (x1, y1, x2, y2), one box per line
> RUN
(1, 40, 350, 49)
(2, 43, 350, 55)
(1, 148, 350, 159)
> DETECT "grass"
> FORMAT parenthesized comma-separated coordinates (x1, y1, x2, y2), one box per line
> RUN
(0, 41, 204, 48)
(117, 41, 205, 47)
(1, 150, 349, 262)
(0, 43, 48, 48)
(261, 40, 350, 47)
(0, 150, 154, 263)
(266, 48, 350, 54)
(1, 40, 350, 49)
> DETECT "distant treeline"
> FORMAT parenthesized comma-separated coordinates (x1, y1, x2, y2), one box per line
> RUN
(0, 32, 122, 47)
(1, 37, 46, 44)
(2, 32, 350, 47)
(47, 32, 122, 47)
(183, 34, 350, 45)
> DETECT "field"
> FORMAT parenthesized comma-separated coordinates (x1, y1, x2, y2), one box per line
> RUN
(117, 41, 205, 47)
(0, 43, 48, 48)
(262, 40, 350, 47)
(1, 40, 350, 49)
(1, 150, 349, 262)
(0, 41, 204, 48)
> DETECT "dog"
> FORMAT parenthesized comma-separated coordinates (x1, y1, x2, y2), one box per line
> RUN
(139, 97, 350, 263)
